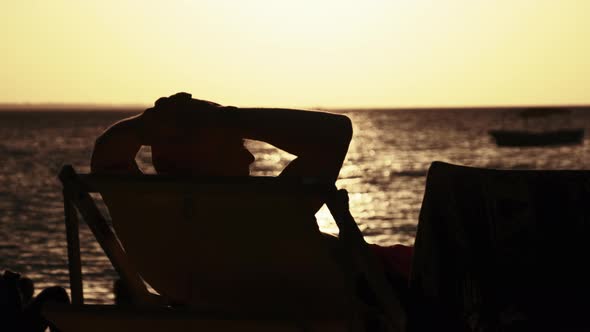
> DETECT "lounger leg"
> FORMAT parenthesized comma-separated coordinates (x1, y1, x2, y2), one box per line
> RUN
(64, 189, 83, 305)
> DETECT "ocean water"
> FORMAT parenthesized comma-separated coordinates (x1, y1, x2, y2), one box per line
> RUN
(1, 107, 589, 304)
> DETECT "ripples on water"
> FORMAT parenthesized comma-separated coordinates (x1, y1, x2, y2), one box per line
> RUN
(1, 108, 589, 303)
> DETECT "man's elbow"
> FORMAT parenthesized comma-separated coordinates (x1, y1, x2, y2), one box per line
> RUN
(90, 135, 119, 174)
(322, 114, 352, 159)
(335, 114, 353, 145)
(90, 137, 104, 173)
(90, 154, 110, 174)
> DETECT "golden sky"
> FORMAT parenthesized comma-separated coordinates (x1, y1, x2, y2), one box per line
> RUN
(1, 0, 589, 108)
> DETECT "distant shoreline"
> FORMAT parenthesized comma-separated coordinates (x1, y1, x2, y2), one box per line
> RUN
(1, 104, 590, 113)
(0, 104, 147, 112)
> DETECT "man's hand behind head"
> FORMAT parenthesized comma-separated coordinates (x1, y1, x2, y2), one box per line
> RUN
(154, 92, 221, 112)
(140, 92, 223, 145)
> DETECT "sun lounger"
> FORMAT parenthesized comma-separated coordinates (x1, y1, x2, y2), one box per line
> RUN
(43, 165, 405, 332)
(409, 161, 590, 332)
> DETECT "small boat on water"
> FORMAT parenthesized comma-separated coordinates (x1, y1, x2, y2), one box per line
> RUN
(488, 107, 585, 147)
(489, 128, 585, 147)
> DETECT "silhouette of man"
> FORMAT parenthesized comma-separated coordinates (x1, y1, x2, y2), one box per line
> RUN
(92, 93, 353, 216)
(91, 92, 411, 305)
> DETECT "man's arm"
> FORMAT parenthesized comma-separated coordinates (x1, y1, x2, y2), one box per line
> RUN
(92, 92, 354, 182)
(233, 107, 353, 214)
(90, 114, 144, 174)
(147, 93, 353, 181)
(232, 107, 353, 182)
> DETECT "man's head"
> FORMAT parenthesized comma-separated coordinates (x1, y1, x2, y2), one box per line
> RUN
(145, 93, 254, 176)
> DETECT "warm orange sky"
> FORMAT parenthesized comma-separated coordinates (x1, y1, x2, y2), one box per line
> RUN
(1, 1, 589, 108)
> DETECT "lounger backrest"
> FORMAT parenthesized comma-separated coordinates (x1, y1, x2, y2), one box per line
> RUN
(83, 175, 357, 317)
(409, 161, 590, 332)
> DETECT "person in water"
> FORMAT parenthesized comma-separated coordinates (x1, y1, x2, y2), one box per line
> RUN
(91, 92, 412, 303)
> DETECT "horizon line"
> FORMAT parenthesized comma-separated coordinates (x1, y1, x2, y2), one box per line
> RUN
(1, 102, 590, 111)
